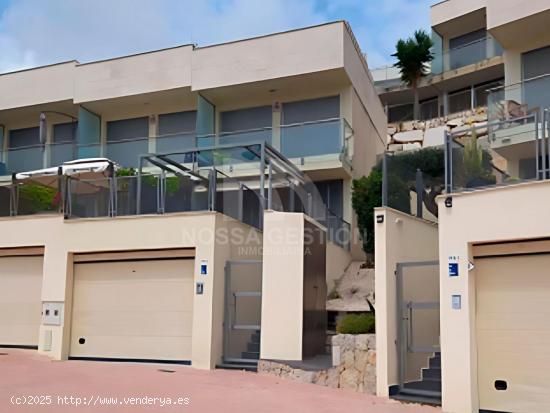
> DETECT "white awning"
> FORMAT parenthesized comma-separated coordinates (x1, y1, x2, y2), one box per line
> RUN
(14, 158, 117, 181)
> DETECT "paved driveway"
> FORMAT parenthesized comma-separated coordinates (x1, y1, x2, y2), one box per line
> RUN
(0, 349, 440, 413)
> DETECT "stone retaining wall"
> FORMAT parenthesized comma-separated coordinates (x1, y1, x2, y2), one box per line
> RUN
(258, 334, 376, 394)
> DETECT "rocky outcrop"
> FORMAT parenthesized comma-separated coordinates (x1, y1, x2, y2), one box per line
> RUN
(258, 334, 376, 394)
(387, 106, 489, 152)
(326, 262, 374, 312)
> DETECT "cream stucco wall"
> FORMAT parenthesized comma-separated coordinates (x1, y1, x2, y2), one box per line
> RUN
(374, 207, 439, 397)
(0, 62, 76, 111)
(74, 46, 193, 103)
(431, 0, 486, 28)
(0, 211, 261, 369)
(261, 211, 305, 360)
(437, 180, 550, 413)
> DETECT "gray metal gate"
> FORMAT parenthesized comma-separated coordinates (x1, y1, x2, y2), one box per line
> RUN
(396, 260, 441, 399)
(223, 260, 262, 364)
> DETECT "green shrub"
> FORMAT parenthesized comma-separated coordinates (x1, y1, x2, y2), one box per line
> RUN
(336, 313, 375, 334)
(18, 184, 57, 214)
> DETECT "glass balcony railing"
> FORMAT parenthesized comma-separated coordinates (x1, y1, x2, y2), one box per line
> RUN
(0, 118, 352, 175)
(431, 35, 503, 75)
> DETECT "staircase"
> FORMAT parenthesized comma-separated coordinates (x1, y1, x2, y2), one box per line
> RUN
(391, 353, 441, 405)
(216, 330, 260, 372)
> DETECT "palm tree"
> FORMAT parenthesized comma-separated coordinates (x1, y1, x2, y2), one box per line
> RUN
(392, 30, 434, 121)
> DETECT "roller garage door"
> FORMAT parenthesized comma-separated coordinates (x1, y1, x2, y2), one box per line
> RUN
(476, 253, 550, 412)
(0, 254, 43, 347)
(70, 255, 194, 362)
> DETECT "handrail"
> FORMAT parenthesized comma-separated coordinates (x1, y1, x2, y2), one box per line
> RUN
(487, 72, 550, 93)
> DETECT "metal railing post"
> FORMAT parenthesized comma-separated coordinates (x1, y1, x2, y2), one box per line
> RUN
(238, 183, 244, 221)
(444, 130, 451, 193)
(208, 169, 217, 212)
(267, 162, 273, 210)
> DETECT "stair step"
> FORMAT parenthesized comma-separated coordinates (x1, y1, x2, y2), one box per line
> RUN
(404, 380, 441, 393)
(241, 351, 260, 360)
(421, 367, 441, 382)
(429, 356, 441, 368)
(247, 342, 260, 352)
(390, 393, 441, 406)
(250, 332, 261, 343)
(216, 362, 257, 372)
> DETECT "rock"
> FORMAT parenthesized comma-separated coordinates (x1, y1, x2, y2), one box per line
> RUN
(367, 349, 377, 366)
(367, 334, 376, 350)
(355, 334, 370, 351)
(414, 121, 425, 130)
(290, 369, 316, 383)
(340, 368, 360, 390)
(386, 134, 393, 144)
(447, 118, 464, 128)
(387, 126, 397, 135)
(393, 129, 423, 143)
(423, 126, 447, 147)
(387, 143, 403, 152)
(402, 142, 422, 151)
(343, 349, 355, 369)
(355, 349, 369, 372)
(332, 345, 341, 366)
(400, 121, 415, 132)
(326, 368, 340, 388)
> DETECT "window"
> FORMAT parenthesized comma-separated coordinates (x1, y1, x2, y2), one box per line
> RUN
(522, 46, 550, 111)
(474, 79, 504, 108)
(420, 98, 439, 121)
(449, 29, 487, 70)
(314, 179, 343, 218)
(9, 127, 39, 148)
(220, 106, 272, 133)
(106, 117, 149, 142)
(448, 88, 471, 114)
(158, 111, 196, 136)
(282, 96, 339, 125)
(53, 122, 77, 143)
(387, 103, 413, 123)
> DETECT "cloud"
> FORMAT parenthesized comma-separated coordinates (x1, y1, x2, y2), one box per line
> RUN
(0, 0, 433, 74)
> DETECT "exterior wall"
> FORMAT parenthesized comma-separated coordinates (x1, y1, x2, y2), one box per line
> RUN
(261, 211, 305, 360)
(431, 0, 486, 27)
(74, 46, 193, 103)
(374, 207, 439, 397)
(486, 0, 550, 30)
(0, 211, 261, 369)
(326, 240, 352, 291)
(0, 62, 76, 111)
(191, 23, 343, 92)
(437, 180, 550, 413)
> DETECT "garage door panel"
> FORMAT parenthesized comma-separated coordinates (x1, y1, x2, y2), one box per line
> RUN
(71, 310, 193, 336)
(477, 254, 550, 412)
(0, 256, 43, 346)
(70, 335, 193, 360)
(71, 258, 194, 361)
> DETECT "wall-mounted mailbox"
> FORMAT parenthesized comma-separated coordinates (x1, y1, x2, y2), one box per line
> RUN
(42, 302, 63, 326)
(196, 282, 204, 295)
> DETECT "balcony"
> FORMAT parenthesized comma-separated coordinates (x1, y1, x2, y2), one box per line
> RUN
(0, 118, 353, 176)
(431, 35, 503, 75)
(0, 143, 352, 250)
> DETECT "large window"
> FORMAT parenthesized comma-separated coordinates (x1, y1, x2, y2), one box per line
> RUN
(282, 96, 339, 125)
(522, 46, 550, 111)
(51, 122, 77, 166)
(9, 127, 39, 148)
(449, 29, 487, 70)
(219, 106, 272, 145)
(158, 111, 196, 136)
(106, 117, 149, 167)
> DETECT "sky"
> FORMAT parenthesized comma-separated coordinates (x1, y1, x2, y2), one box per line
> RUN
(0, 0, 432, 74)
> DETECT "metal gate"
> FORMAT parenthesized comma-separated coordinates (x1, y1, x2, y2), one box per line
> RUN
(396, 260, 441, 400)
(223, 260, 262, 364)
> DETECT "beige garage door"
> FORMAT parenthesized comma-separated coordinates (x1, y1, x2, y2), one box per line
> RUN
(70, 258, 194, 362)
(477, 253, 550, 412)
(0, 255, 43, 347)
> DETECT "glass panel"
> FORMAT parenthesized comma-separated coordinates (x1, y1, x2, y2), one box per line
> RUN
(448, 89, 471, 114)
(115, 176, 138, 216)
(163, 174, 210, 213)
(156, 132, 197, 154)
(384, 149, 445, 222)
(68, 178, 111, 218)
(281, 119, 341, 158)
(219, 129, 272, 146)
(451, 124, 534, 191)
(420, 99, 439, 120)
(388, 103, 414, 123)
(106, 138, 148, 168)
(282, 96, 339, 124)
(432, 35, 503, 74)
(50, 142, 77, 166)
(5, 146, 44, 173)
(15, 181, 61, 216)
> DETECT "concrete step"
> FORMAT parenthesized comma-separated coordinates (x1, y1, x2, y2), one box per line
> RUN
(429, 356, 441, 368)
(216, 362, 257, 372)
(241, 351, 260, 360)
(421, 367, 441, 382)
(390, 392, 441, 406)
